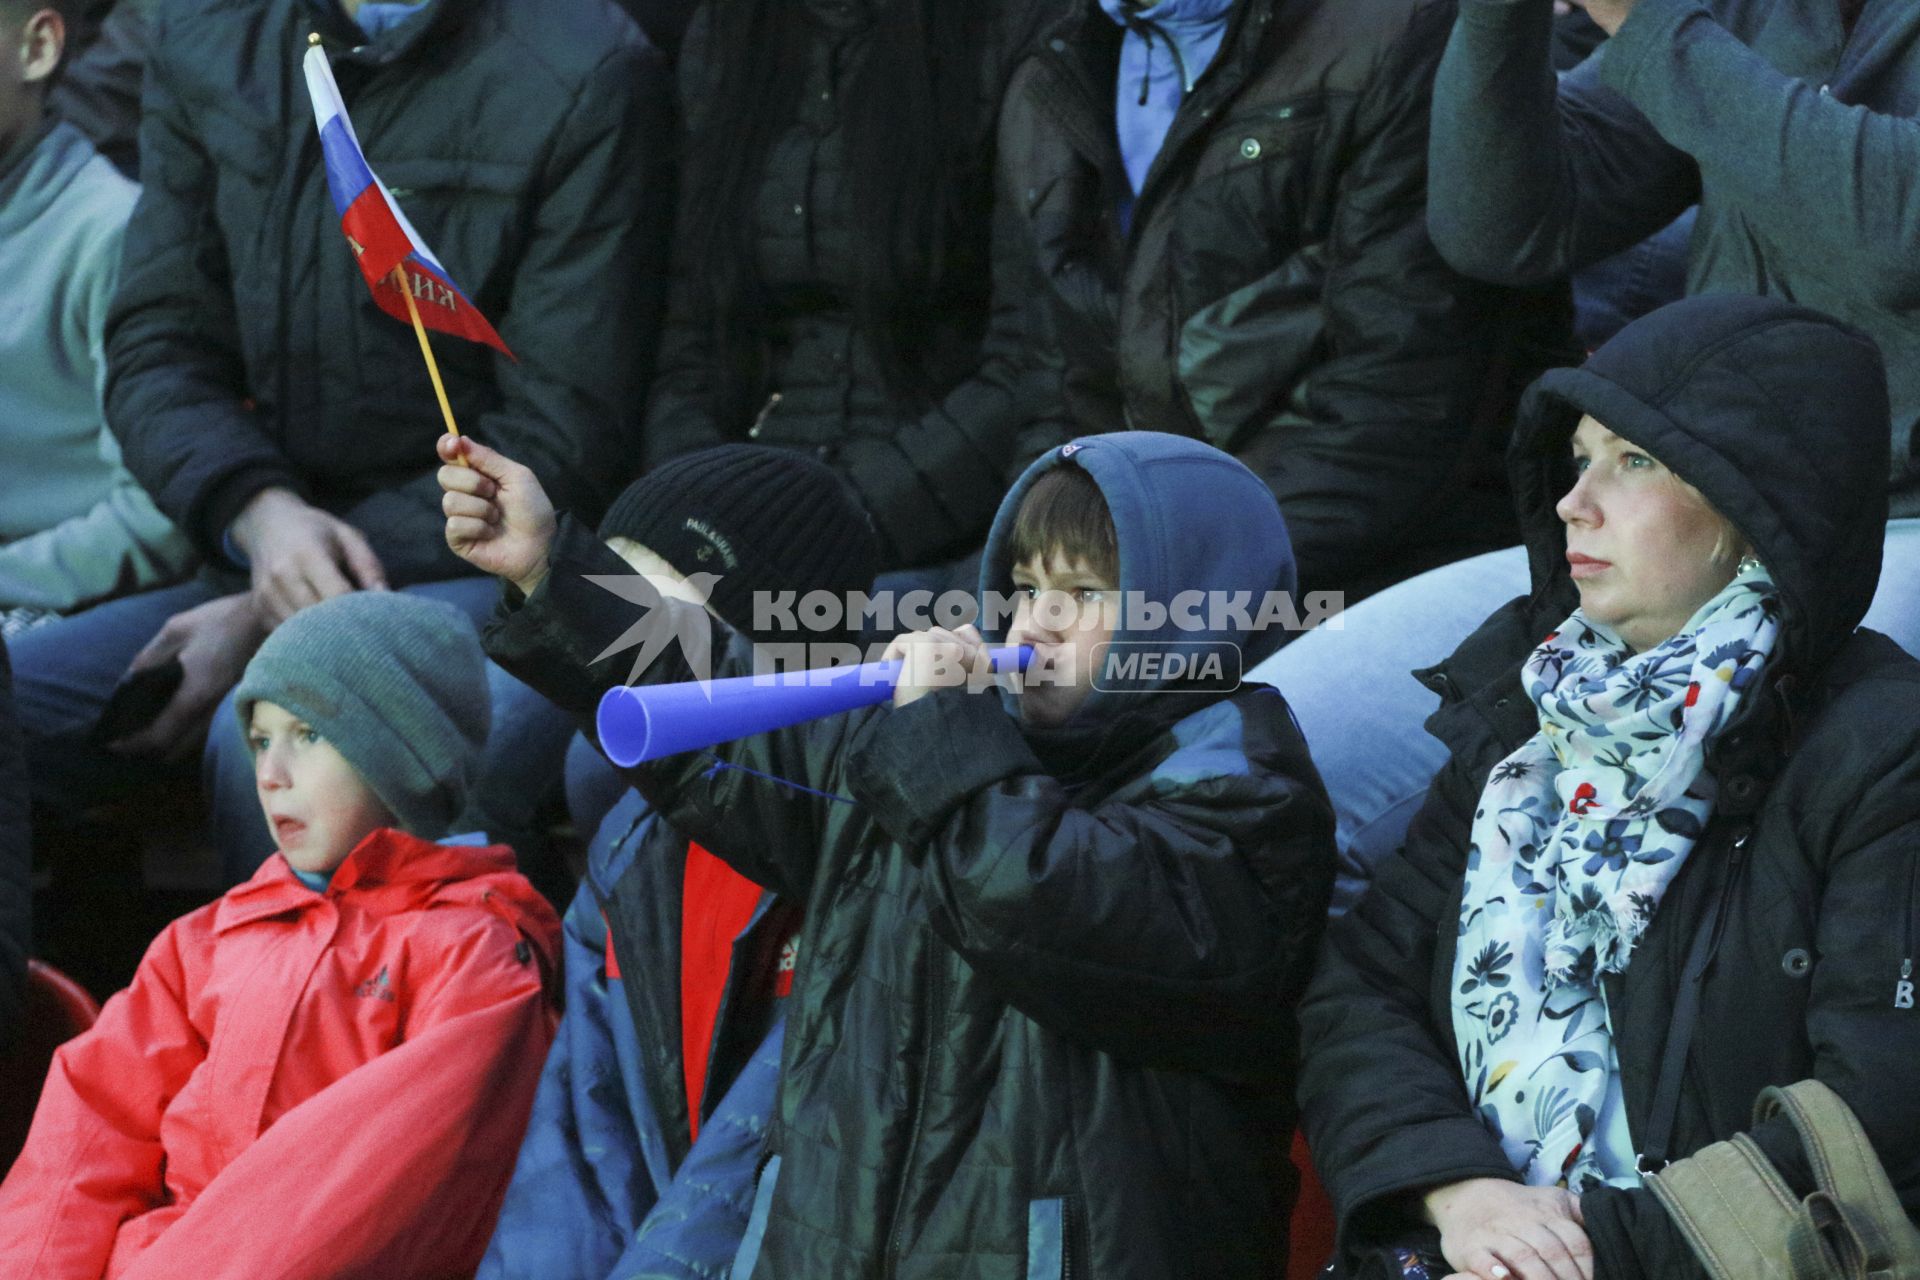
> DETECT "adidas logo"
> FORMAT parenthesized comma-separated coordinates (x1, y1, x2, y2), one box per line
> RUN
(354, 966, 396, 1003)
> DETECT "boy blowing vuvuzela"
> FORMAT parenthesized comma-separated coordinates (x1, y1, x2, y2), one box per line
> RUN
(441, 428, 1337, 1278)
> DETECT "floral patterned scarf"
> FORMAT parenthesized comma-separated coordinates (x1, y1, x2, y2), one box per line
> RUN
(1450, 565, 1780, 1190)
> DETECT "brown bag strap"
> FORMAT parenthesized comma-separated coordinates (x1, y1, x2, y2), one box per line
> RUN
(1759, 1082, 1920, 1280)
(1648, 1133, 1797, 1280)
(1647, 1081, 1920, 1280)
(1788, 1190, 1903, 1280)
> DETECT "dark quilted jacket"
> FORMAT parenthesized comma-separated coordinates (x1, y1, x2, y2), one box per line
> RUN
(996, 0, 1560, 596)
(105, 0, 673, 585)
(641, 0, 1068, 572)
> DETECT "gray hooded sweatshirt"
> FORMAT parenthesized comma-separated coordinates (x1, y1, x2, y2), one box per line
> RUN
(1428, 0, 1920, 514)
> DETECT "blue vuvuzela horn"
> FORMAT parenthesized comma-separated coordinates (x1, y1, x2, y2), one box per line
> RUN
(596, 645, 1034, 767)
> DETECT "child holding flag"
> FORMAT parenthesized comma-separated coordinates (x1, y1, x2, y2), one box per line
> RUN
(444, 428, 1337, 1278)
(480, 446, 880, 1280)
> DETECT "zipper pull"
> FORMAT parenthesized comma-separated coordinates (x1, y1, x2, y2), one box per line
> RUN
(748, 392, 782, 439)
(1898, 958, 1915, 1010)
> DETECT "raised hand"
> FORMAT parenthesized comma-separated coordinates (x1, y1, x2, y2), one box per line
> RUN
(436, 434, 557, 596)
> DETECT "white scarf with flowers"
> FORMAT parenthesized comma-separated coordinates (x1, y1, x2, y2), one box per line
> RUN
(1449, 565, 1780, 1190)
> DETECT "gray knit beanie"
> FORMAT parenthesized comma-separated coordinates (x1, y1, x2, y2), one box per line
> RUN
(233, 593, 489, 837)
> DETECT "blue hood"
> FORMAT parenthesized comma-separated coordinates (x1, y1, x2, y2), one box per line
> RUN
(981, 432, 1295, 724)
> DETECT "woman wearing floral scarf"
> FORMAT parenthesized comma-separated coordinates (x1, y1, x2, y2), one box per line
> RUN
(1298, 295, 1920, 1280)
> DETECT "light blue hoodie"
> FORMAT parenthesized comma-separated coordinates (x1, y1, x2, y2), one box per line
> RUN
(0, 121, 194, 611)
(1099, 0, 1237, 198)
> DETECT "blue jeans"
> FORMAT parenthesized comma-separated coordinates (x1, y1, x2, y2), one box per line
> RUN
(1250, 520, 1920, 914)
(14, 576, 576, 886)
(1572, 209, 1696, 350)
(1249, 548, 1530, 914)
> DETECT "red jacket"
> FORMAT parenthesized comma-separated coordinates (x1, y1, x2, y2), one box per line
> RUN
(0, 829, 561, 1280)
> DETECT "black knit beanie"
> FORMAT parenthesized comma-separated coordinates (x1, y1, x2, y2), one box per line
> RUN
(598, 446, 880, 647)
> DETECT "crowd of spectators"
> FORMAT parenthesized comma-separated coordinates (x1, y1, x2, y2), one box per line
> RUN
(2, 0, 1918, 1276)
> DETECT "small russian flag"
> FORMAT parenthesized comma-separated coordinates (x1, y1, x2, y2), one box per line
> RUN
(302, 44, 512, 357)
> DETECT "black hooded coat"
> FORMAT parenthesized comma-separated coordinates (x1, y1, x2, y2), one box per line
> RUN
(1296, 294, 1920, 1280)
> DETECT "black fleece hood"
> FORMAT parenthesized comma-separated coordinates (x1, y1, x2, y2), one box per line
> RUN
(1509, 294, 1890, 676)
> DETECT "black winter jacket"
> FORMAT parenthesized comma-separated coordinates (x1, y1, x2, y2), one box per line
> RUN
(487, 431, 1337, 1278)
(641, 0, 1066, 572)
(105, 0, 673, 586)
(995, 0, 1546, 596)
(1297, 295, 1920, 1280)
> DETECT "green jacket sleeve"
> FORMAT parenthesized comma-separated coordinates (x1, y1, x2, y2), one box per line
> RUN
(1427, 0, 1701, 285)
(1597, 0, 1920, 303)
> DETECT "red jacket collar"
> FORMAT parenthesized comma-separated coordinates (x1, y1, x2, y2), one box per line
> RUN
(213, 828, 525, 934)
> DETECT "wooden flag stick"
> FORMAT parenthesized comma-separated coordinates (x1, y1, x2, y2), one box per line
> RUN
(392, 262, 465, 442)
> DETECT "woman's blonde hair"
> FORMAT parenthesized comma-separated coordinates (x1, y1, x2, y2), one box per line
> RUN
(1661, 469, 1751, 568)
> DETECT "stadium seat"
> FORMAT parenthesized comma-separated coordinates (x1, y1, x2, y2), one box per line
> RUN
(0, 960, 102, 1170)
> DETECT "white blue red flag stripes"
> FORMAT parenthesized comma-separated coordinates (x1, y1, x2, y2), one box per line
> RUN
(301, 45, 512, 357)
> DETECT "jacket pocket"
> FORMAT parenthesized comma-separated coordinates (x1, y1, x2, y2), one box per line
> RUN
(730, 1153, 781, 1280)
(1207, 95, 1330, 175)
(1177, 254, 1326, 446)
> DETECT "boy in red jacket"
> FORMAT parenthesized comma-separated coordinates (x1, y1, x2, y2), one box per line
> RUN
(0, 592, 561, 1279)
